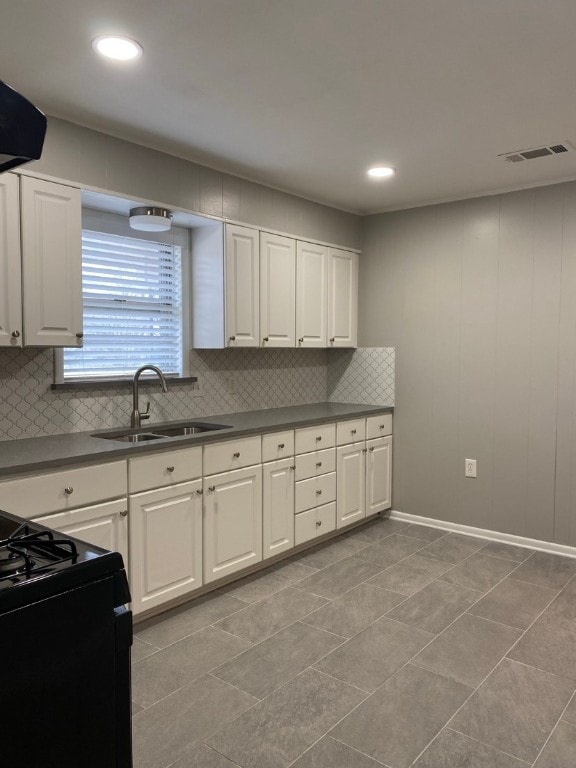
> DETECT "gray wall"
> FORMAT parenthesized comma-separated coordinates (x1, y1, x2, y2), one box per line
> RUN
(29, 117, 361, 250)
(360, 181, 576, 547)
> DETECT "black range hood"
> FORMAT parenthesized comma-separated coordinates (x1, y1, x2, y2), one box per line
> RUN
(0, 80, 47, 173)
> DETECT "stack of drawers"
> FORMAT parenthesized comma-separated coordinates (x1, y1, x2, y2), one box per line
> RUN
(294, 423, 337, 544)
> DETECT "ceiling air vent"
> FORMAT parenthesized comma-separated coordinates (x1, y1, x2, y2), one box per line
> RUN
(500, 142, 573, 163)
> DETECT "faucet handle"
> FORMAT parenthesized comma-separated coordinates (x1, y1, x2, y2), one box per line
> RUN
(141, 401, 151, 420)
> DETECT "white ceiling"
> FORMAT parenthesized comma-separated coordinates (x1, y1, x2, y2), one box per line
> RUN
(3, 0, 576, 214)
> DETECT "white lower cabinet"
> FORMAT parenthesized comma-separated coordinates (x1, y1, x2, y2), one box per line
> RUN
(203, 465, 263, 583)
(263, 458, 294, 560)
(32, 498, 129, 567)
(336, 441, 366, 529)
(129, 480, 203, 615)
(295, 502, 336, 545)
(366, 436, 392, 514)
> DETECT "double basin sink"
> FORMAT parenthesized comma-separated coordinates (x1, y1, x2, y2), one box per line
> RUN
(93, 422, 231, 444)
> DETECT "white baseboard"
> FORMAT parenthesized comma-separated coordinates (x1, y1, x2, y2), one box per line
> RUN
(389, 509, 576, 560)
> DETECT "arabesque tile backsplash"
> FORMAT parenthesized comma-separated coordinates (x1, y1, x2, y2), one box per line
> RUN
(0, 346, 395, 440)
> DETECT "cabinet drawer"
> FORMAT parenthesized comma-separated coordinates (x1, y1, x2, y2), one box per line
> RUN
(128, 446, 202, 493)
(295, 448, 335, 481)
(295, 471, 336, 513)
(294, 423, 335, 454)
(0, 461, 127, 518)
(262, 430, 295, 463)
(295, 502, 336, 545)
(366, 413, 393, 440)
(203, 436, 262, 476)
(337, 418, 366, 445)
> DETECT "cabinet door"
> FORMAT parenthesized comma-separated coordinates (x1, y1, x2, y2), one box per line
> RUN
(204, 465, 262, 583)
(225, 224, 259, 347)
(32, 498, 129, 568)
(263, 458, 294, 559)
(20, 177, 83, 347)
(366, 436, 392, 514)
(129, 480, 203, 614)
(0, 173, 22, 347)
(327, 248, 358, 348)
(337, 441, 366, 528)
(296, 241, 328, 347)
(260, 232, 296, 347)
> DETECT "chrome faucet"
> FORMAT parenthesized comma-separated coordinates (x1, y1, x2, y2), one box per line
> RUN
(131, 365, 168, 428)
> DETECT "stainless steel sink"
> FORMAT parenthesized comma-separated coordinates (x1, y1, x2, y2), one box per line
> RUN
(92, 422, 231, 442)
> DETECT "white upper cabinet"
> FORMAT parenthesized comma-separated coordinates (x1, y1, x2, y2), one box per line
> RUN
(0, 174, 22, 347)
(327, 247, 358, 348)
(20, 176, 83, 347)
(260, 232, 296, 347)
(225, 224, 260, 347)
(296, 241, 328, 347)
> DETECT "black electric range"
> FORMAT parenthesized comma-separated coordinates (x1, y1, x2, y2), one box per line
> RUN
(0, 509, 133, 768)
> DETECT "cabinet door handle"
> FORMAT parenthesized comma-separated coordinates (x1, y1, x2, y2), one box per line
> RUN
(229, 335, 236, 342)
(166, 465, 175, 473)
(316, 489, 322, 495)
(351, 429, 357, 435)
(316, 461, 322, 468)
(316, 520, 322, 527)
(316, 436, 322, 442)
(233, 452, 240, 458)
(64, 486, 73, 495)
(11, 330, 20, 338)
(278, 443, 285, 449)
(298, 337, 304, 343)
(119, 509, 128, 517)
(290, 465, 296, 470)
(362, 448, 367, 453)
(262, 337, 269, 343)
(208, 485, 216, 492)
(380, 424, 386, 429)
(196, 488, 203, 496)
(76, 332, 83, 339)
(369, 446, 375, 452)
(329, 337, 335, 343)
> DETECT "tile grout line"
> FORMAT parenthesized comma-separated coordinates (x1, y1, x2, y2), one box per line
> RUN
(445, 728, 533, 765)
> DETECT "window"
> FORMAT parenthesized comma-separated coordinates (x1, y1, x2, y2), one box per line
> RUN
(62, 229, 183, 380)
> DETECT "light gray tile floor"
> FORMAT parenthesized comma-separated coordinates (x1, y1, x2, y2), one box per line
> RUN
(131, 515, 576, 768)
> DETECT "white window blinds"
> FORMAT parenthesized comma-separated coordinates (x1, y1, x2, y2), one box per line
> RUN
(63, 230, 183, 379)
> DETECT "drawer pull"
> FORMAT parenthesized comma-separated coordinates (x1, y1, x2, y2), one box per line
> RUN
(316, 489, 322, 495)
(76, 332, 84, 339)
(330, 337, 335, 343)
(208, 485, 216, 492)
(290, 465, 296, 470)
(119, 509, 128, 517)
(166, 465, 175, 473)
(278, 443, 285, 449)
(196, 488, 203, 496)
(369, 446, 375, 452)
(233, 452, 241, 458)
(298, 337, 304, 343)
(263, 337, 269, 343)
(316, 520, 322, 527)
(316, 461, 322, 468)
(380, 424, 386, 429)
(316, 436, 322, 442)
(11, 330, 20, 338)
(351, 429, 357, 434)
(229, 335, 236, 342)
(64, 486, 73, 495)
(363, 448, 367, 453)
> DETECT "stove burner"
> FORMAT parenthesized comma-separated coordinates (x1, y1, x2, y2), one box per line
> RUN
(0, 548, 34, 575)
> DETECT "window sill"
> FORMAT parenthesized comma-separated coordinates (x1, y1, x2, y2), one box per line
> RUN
(51, 375, 198, 392)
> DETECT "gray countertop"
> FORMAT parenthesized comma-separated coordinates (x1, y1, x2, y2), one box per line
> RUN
(0, 402, 393, 478)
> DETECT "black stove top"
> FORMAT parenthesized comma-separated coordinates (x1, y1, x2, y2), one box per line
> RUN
(0, 509, 130, 613)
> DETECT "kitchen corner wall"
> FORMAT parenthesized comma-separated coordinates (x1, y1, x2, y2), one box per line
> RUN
(327, 347, 395, 405)
(360, 180, 576, 548)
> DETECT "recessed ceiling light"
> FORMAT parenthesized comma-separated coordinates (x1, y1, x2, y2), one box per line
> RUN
(367, 166, 396, 179)
(92, 36, 143, 61)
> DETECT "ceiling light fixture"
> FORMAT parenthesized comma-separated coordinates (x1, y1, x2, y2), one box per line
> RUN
(129, 207, 173, 232)
(367, 166, 396, 179)
(92, 36, 143, 61)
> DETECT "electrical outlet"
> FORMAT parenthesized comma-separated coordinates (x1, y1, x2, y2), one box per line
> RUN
(465, 459, 477, 478)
